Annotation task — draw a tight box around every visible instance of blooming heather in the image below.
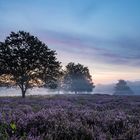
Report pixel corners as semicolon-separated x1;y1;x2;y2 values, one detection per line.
0;94;140;140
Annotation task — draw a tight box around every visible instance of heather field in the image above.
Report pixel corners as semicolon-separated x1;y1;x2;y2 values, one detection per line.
0;94;140;140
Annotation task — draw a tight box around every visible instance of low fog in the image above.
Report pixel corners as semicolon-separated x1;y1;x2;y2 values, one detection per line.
0;80;140;96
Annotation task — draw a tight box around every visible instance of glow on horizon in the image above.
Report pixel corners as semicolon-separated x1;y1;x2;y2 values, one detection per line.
41;37;140;84
0;0;140;84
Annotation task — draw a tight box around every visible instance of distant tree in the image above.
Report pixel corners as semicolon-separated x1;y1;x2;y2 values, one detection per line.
114;80;134;95
0;31;61;97
63;62;95;93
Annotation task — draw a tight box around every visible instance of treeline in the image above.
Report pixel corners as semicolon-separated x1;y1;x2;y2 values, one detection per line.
0;31;95;97
114;80;134;95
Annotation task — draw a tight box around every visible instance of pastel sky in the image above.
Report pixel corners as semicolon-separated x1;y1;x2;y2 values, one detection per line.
0;0;140;84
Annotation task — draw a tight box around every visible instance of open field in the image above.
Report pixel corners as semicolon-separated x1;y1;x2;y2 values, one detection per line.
0;94;140;140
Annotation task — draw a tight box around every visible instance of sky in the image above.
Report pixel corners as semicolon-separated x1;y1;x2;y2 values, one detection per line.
0;0;140;84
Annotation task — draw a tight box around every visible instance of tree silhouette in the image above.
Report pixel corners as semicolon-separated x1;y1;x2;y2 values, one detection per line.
114;80;134;95
63;62;95;93
0;31;61;97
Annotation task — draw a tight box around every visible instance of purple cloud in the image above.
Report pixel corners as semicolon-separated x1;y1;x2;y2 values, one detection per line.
35;29;140;67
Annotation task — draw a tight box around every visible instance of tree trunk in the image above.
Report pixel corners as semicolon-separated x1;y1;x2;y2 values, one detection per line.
22;90;26;98
20;83;27;98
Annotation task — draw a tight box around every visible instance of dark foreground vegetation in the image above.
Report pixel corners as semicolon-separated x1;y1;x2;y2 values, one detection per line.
0;94;140;140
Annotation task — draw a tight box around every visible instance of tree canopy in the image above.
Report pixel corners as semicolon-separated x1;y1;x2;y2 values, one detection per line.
0;31;61;97
114;80;134;95
63;62;95;93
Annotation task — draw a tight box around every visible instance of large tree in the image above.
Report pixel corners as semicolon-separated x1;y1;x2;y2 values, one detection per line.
63;62;95;93
114;80;134;95
0;31;61;97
